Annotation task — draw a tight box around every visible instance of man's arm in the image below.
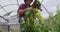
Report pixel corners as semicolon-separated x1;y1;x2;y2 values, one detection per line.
17;8;30;15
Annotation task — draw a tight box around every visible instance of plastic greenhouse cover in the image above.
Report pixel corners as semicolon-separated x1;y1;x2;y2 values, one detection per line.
0;0;59;24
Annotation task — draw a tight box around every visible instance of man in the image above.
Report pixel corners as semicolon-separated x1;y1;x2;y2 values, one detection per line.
17;0;33;32
17;0;33;17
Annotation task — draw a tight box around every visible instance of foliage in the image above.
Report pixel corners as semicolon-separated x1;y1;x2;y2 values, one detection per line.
43;8;60;32
19;0;60;32
19;8;60;32
19;7;44;32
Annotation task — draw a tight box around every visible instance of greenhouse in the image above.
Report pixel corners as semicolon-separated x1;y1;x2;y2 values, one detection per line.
0;0;60;32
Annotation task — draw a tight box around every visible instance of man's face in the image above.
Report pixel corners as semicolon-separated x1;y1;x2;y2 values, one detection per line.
25;0;32;5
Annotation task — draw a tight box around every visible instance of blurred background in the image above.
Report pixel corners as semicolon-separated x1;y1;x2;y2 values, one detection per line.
0;0;60;32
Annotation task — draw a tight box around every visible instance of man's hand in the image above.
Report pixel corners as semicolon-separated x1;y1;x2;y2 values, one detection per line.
24;8;30;11
17;8;30;15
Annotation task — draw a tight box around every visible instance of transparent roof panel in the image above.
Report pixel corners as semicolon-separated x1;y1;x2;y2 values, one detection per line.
0;0;60;24
0;0;18;6
0;9;6;16
0;0;19;16
0;0;19;24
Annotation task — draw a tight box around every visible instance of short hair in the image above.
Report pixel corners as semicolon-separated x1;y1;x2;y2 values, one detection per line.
24;0;33;3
